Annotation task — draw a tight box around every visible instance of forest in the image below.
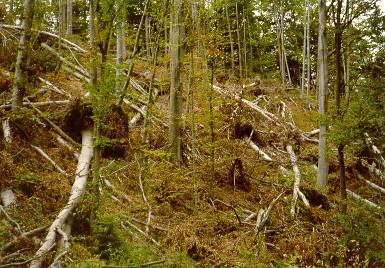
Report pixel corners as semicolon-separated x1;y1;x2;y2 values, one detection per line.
0;0;385;267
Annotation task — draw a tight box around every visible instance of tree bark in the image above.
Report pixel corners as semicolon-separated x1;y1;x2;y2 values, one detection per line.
29;130;93;268
316;0;329;187
66;0;72;35
169;0;184;165
225;5;235;75
235;3;243;78
11;0;35;110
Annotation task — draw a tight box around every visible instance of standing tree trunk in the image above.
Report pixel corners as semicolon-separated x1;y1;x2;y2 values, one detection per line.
242;6;248;79
235;3;243;79
335;0;347;213
116;17;125;91
169;0;184;165
317;0;329;187
11;0;35;110
225;5;235;76
66;0;72;35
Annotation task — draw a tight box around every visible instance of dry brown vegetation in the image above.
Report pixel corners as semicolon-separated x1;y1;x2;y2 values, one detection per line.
0;37;384;267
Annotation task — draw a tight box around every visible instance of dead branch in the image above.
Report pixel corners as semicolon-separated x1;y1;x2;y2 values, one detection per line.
1;225;48;252
41;43;89;78
255;191;285;233
361;159;385;181
0;205;22;234
37;77;71;97
48;228;70;268
356;173;385;195
0;243;56;268
244;138;273;161
0;24;86;53
125;221;160;246
56;135;79;159
31;145;68;176
347;189;382;210
365;133;385;170
286;144;310;217
0;100;70;109
27;100;79;149
29;130;93;268
103;178;132;203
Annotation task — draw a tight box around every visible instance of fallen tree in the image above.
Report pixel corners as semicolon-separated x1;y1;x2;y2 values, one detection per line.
29;130;93;268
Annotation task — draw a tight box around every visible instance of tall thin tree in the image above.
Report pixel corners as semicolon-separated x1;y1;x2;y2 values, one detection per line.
11;0;35;110
317;0;328;187
169;0;184;165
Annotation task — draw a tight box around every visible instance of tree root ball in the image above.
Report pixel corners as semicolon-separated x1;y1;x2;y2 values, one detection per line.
62;100;129;158
62;99;93;142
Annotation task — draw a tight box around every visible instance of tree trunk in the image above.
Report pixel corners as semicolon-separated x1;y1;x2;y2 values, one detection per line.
235;3;243;79
225;5;235;75
66;0;72;35
335;0;347;212
11;0;35;110
29;130;93;268
169;0;184;165
242;7;248;79
116;18;125;91
316;0;329;187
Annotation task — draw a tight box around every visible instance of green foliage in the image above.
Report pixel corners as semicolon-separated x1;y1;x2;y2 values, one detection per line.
0;220;11;248
338;204;385;264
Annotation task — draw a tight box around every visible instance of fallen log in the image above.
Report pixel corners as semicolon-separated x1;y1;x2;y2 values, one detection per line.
356;173;385;195
360;159;385;181
0;24;86;53
0;100;70;109
347;189;382;209
31;145;68;176
30;130;93;268
286;144;310;216
0;225;48;253
245;138;273;161
365;133;385;170
41;43;89;78
27;100;79;149
255;191;284;233
37;77;71;97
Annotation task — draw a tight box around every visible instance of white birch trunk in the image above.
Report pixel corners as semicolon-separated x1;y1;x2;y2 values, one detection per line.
29;130;93;268
316;0;329;187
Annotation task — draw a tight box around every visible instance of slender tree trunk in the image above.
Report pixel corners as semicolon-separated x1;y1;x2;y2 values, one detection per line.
235;3;243;79
317;0;329;187
145;15;152;58
242;7;248;79
117;0;149;105
11;0;35;110
225;5;235;75
89;0;100;223
116;18;125;91
335;0;347;212
306;6;311;97
169;0;184;165
66;0;72;35
301;0;307;96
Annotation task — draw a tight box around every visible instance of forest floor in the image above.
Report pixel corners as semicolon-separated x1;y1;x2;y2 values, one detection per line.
1;46;385;267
